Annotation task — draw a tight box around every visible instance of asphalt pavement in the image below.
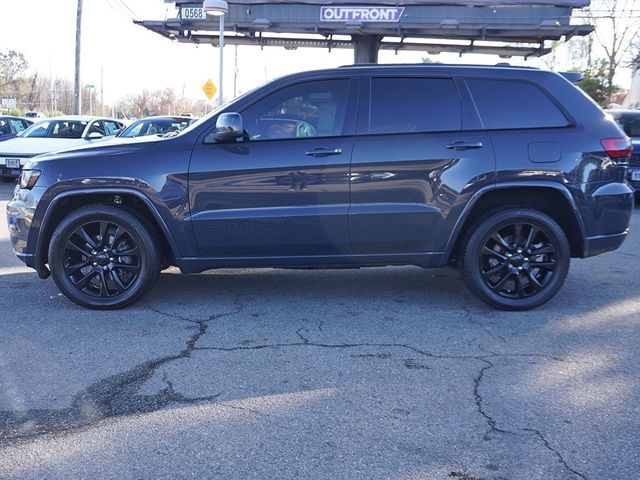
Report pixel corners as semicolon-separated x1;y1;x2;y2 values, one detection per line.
0;181;638;480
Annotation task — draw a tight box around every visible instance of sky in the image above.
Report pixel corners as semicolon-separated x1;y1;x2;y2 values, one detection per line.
0;0;634;106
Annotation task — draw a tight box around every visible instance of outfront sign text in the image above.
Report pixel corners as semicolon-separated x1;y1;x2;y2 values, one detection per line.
320;6;405;22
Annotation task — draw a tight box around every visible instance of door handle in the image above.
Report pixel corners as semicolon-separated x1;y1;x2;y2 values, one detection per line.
446;141;484;151
305;148;343;158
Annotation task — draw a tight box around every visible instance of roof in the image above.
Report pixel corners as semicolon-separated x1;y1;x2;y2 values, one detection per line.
41;116;119;122
130;116;195;121
0;115;32;121
297;63;552;75
606;109;640;116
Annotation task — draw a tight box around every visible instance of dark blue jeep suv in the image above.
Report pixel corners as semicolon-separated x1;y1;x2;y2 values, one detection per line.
6;64;634;310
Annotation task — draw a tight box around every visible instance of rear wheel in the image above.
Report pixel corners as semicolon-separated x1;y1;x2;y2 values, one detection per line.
49;205;161;309
460;208;570;311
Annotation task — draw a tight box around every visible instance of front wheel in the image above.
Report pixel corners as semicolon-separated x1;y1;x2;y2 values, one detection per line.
48;205;161;309
460;208;570;311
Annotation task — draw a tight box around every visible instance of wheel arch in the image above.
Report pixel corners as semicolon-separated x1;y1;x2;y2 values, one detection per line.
35;188;180;275
445;182;587;264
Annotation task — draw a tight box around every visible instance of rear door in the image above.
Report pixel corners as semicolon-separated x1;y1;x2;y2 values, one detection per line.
349;75;495;255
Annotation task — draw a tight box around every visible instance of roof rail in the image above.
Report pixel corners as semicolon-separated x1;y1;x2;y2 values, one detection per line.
338;63;539;69
560;71;584;82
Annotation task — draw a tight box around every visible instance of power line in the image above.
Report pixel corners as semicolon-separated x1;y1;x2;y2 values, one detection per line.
105;0;134;21
116;0;137;18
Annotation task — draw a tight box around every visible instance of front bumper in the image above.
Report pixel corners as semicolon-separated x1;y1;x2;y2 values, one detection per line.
0;156;31;179
0;166;21;179
6;186;50;277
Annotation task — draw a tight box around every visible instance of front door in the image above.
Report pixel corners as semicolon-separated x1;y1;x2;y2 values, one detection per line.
189;78;358;258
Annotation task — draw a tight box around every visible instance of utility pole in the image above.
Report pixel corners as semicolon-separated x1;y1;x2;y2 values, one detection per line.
233;44;238;98
100;66;104;116
73;0;83;115
49;56;54;113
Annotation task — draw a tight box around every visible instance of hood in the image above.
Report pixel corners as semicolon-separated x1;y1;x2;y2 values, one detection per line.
25;134;161;169
0;137;96;157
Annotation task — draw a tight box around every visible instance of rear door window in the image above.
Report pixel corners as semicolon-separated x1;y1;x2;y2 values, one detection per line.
0;119;10;135
369;77;462;134
467;78;569;130
9;119;28;133
104;121;121;135
87;121;106;136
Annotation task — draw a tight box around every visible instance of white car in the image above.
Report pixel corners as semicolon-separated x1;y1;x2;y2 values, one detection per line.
0;116;124;181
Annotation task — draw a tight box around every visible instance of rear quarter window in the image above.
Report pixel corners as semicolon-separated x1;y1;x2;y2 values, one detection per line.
467;78;570;130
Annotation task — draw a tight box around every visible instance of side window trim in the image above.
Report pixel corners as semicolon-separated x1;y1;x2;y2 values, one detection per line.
362;75;465;136
462;77;575;131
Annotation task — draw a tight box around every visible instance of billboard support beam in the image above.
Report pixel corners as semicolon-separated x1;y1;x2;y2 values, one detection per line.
352;34;383;63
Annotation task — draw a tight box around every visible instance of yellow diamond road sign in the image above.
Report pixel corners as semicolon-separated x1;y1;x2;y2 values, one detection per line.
202;79;218;101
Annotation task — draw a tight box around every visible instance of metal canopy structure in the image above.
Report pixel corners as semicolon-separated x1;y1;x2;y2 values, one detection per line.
136;0;593;62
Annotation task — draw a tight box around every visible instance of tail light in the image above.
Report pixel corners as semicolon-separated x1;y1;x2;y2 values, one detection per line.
601;137;632;163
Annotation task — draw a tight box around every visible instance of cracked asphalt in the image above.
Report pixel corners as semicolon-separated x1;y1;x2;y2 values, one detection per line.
0;181;639;480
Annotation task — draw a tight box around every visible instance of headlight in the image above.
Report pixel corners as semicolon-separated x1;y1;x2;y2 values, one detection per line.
19;170;41;189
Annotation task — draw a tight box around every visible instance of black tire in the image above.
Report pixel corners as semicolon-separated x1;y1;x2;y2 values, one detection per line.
48;204;161;309
460;208;570;311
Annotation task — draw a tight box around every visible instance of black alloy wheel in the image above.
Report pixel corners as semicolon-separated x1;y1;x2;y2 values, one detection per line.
63;221;141;298
461;208;570;311
49;204;161;309
480;222;557;299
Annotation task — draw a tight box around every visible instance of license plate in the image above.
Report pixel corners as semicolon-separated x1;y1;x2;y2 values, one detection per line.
180;7;206;20
5;158;20;169
632;170;640;181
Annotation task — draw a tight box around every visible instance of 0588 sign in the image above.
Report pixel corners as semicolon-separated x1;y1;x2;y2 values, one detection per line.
180;7;206;20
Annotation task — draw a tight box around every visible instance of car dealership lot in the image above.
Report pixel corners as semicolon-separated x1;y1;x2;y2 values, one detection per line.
0;180;638;480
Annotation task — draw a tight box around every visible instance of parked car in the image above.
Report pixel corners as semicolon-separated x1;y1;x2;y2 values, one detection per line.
0;116;124;181
0;116;32;143
23;111;46;119
117;116;197;138
606;109;640;193
7;65;634;310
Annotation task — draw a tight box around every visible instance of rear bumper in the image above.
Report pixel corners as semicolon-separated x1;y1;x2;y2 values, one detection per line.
578;181;634;257
628;166;640;191
583;230;628;257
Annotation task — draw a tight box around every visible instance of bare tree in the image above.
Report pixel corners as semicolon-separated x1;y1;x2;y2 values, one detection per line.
0;50;28;92
588;0;640;102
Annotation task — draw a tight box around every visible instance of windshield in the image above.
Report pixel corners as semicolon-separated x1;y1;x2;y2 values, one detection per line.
120;118;193;138
613;114;640;138
22;119;88;139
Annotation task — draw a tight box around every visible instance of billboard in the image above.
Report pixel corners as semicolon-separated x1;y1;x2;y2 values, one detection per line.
228;0;589;6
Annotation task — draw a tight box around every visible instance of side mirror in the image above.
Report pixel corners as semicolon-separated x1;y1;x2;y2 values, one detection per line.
87;132;104;140
205;112;245;144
